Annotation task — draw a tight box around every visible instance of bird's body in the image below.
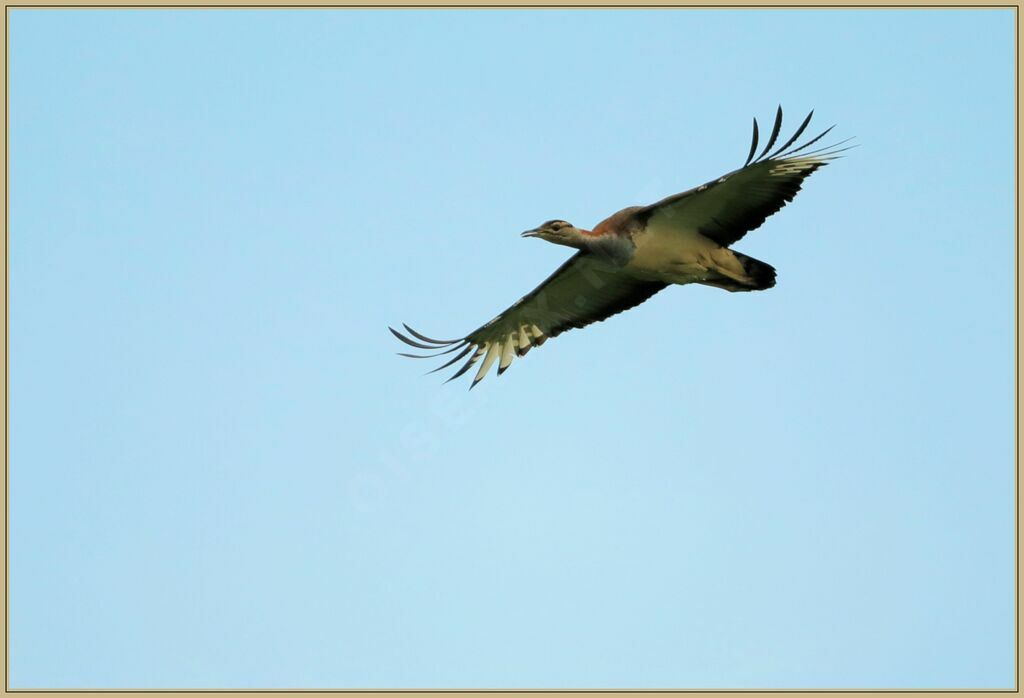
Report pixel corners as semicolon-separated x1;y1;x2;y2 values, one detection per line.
391;108;850;387
626;220;757;287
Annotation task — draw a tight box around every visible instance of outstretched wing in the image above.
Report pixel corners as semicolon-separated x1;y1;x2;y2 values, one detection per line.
391;251;666;388
639;107;851;247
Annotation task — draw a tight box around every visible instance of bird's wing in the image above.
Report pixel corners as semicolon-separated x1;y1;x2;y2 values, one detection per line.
391;251;666;388
639;107;851;248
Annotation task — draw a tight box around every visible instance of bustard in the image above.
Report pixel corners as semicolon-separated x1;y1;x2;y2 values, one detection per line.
391;107;850;388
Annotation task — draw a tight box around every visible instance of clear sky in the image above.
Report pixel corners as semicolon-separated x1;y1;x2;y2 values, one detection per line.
9;8;1015;690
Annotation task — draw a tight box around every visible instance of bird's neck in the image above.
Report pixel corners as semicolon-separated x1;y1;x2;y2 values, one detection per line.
562;229;592;249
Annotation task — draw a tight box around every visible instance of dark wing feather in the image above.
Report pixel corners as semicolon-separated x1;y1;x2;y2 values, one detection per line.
496;251;666;340
638;109;847;248
392;251;666;388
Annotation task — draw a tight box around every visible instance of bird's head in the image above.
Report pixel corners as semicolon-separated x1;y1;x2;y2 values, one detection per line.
521;219;585;248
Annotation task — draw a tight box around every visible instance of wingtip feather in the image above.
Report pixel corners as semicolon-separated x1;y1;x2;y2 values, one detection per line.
744;117;760;167
402;323;459;345
754;105;784;163
390;327;433;349
766;109;814;161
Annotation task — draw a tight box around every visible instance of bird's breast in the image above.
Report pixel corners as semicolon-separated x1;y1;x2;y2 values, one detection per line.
585;234;636;267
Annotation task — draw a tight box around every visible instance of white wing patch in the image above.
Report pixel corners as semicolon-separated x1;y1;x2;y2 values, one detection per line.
769;157;824;177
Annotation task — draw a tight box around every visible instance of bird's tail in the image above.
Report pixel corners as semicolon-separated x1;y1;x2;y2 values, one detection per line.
733;251;776;290
701;251;777;292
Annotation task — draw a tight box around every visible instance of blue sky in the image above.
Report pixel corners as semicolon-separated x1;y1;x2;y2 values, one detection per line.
9;8;1015;689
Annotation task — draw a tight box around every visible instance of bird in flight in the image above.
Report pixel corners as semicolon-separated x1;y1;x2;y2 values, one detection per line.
391;107;850;388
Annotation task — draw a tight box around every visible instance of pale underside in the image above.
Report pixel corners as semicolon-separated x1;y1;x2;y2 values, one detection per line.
625;222;752;286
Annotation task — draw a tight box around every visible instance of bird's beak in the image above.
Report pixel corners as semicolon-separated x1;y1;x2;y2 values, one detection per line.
521;229;539;238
